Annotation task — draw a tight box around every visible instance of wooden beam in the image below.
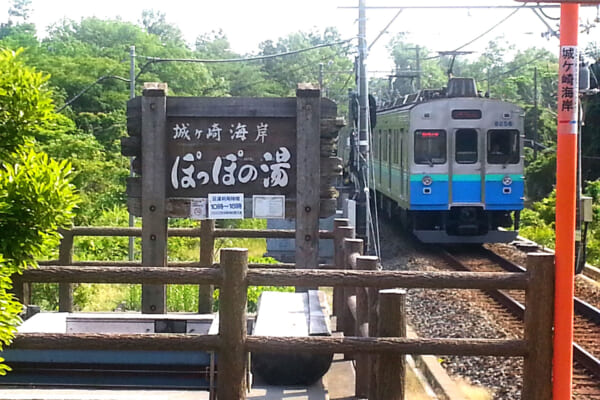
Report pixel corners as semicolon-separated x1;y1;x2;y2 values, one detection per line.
295;85;321;270
141;84;168;314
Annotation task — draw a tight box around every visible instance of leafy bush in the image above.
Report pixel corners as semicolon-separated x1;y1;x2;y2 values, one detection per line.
0;48;78;373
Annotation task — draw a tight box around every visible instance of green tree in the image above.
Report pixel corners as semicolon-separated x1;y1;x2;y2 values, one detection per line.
257;28;354;103
0;48;78;373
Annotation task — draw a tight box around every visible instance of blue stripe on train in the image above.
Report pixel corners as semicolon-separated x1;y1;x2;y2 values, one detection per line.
452;179;481;203
485;179;524;210
410;178;448;210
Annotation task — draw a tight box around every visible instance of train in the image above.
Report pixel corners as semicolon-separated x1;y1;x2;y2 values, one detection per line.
341;77;525;243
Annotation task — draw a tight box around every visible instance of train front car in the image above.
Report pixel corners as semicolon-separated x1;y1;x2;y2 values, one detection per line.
374;78;524;243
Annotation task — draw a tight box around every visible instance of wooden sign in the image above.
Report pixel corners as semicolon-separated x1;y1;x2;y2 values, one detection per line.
167;116;296;197
124;90;344;220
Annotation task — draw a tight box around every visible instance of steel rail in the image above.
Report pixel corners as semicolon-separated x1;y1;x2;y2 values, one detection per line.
438;246;600;380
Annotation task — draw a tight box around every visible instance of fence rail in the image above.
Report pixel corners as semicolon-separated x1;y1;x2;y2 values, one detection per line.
10;219;554;400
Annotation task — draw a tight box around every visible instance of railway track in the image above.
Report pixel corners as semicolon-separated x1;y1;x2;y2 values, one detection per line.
438;245;600;399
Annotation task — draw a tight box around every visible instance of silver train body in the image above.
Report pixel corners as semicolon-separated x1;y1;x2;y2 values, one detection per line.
344;79;525;243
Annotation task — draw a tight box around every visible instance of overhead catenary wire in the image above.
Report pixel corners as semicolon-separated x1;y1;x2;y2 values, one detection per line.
58;39;354;112
139;39;353;65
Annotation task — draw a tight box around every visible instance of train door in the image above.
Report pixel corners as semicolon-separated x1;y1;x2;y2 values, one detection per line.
452;128;482;203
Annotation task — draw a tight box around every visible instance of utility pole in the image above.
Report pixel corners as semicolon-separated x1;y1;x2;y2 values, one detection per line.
357;0;371;251
533;67;538;160
319;62;324;96
129;45;135;261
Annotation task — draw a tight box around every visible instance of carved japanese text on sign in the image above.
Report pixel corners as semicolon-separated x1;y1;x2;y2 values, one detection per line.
167;117;296;197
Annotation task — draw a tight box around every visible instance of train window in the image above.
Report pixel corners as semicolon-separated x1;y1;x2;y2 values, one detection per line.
393;129;399;164
374;129;379;160
455;129;478;164
487;130;520;164
414;130;446;165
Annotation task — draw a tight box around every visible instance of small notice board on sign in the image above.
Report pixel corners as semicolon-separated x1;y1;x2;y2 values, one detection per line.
190;198;208;220
253;195;285;219
208;193;244;219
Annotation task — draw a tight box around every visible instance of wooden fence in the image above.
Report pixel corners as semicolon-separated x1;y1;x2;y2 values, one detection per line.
11;219;554;400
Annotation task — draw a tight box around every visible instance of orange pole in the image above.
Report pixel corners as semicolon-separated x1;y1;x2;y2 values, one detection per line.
554;3;579;399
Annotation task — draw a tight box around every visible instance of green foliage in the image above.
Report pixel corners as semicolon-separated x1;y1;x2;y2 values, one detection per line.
0;46;78;373
524;151;556;201
0;148;78;272
0;255;22;375
0;48;57;159
520;182;600;266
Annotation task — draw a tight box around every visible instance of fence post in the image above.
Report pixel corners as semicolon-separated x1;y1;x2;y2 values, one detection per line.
335;226;354;333
218;248;248;399
522;253;554;400
199;219;215;313
343;238;363;341
58;230;74;312
333;219;349;318
367;259;380;400
376;288;407;400
355;255;378;398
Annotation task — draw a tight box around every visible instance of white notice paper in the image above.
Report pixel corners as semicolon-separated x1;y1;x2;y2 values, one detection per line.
252;195;285;219
190;198;208;220
208;193;244;219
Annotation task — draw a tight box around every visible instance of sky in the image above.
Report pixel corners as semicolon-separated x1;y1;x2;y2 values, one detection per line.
1;1;600;73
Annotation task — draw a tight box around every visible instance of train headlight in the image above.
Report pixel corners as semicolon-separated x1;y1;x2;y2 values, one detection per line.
502;175;513;186
422;176;433;186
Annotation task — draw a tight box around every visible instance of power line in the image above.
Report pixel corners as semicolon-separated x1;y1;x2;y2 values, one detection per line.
453;3;526;52
139;39;353;65
58;39;354;112
57;75;130;113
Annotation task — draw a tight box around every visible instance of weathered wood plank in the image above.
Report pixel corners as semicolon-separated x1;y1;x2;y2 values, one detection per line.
218;248;248;399
166;97;297;118
128;197;337;218
141;84;168;314
296;85;321;270
20;266;222;285
12;333;221;351
120;136;141;157
377;289;407;400
58;231;73;312
246;269;529;290
22;267;528;290
60;226;335;240
246;336;528;356
198;220;215;313
522;253;554;400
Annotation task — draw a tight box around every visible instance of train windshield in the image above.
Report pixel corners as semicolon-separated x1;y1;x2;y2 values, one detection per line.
414;130;446;165
487;130;520;164
455;129;478;164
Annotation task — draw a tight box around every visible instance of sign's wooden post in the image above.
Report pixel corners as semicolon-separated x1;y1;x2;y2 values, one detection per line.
295;85;321;271
199;219;215;313
141;84;168;314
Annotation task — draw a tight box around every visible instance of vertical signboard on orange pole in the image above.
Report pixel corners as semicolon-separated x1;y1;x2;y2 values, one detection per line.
555;3;579;399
